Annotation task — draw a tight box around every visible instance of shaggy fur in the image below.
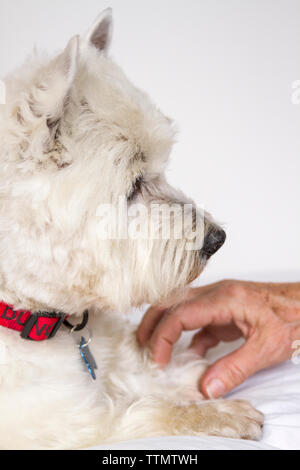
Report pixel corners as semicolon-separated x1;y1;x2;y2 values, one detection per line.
0;9;263;449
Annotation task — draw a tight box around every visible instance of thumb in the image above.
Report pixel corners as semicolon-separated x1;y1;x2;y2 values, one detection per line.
200;339;260;399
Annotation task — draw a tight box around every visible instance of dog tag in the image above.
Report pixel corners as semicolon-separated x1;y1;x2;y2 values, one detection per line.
79;336;98;380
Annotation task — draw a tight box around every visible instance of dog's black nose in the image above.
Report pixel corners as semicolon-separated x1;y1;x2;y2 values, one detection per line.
202;228;226;257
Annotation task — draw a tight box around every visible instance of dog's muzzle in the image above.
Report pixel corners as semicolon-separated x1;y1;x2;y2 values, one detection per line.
201;227;226;258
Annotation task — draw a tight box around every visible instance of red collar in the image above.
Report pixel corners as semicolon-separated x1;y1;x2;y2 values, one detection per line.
0;301;67;341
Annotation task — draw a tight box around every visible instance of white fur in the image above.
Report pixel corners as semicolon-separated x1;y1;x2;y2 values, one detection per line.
0;10;263;449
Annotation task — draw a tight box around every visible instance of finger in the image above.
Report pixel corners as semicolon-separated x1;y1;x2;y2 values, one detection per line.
200;337;261;398
190;329;220;356
137;305;166;346
190;324;243;356
149;296;226;365
137;288;201;346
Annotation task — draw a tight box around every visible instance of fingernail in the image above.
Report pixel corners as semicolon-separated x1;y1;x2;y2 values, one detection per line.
206;378;226;399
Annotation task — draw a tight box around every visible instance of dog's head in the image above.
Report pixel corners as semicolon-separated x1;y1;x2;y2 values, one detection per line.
0;9;225;314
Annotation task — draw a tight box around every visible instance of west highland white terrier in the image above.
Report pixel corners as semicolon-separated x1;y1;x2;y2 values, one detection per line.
0;9;263;449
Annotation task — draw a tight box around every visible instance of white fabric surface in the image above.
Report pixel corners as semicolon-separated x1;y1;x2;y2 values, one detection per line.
89;340;300;450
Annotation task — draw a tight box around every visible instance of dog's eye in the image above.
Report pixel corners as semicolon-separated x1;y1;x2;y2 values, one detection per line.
47;118;59;130
128;176;144;201
47;118;60;139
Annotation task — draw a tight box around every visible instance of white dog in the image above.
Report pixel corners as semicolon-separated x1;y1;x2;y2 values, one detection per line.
0;9;263;449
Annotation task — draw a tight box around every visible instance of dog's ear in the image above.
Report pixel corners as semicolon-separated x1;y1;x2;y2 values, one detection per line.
85;8;113;54
54;35;80;94
33;35;79;124
13;36;80;164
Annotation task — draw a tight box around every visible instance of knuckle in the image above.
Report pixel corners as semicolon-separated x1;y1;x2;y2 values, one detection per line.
163;308;177;322
219;280;248;299
159;309;182;336
226;361;247;385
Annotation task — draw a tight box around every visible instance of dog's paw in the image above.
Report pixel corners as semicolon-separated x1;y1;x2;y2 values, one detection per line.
167;399;263;440
206;399;264;440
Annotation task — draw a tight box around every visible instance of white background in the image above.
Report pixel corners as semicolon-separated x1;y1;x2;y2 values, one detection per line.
1;0;300;284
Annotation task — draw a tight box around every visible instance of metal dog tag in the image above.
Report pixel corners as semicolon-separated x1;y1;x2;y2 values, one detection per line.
79;336;98;380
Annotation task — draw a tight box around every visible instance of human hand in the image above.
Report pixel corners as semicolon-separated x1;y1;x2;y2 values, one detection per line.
137;280;300;398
